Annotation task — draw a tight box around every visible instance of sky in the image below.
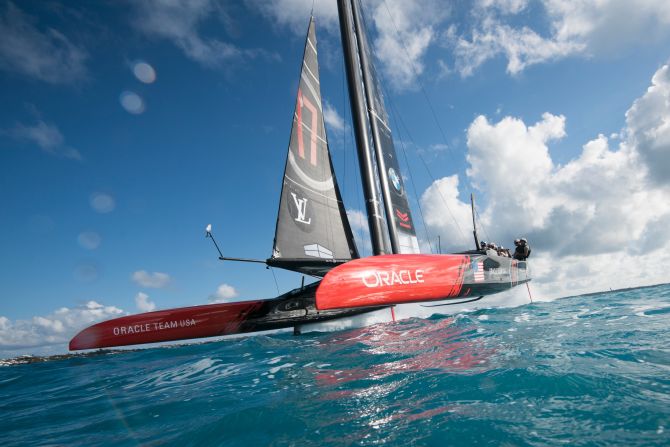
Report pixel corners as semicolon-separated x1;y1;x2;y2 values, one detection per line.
1;0;669;356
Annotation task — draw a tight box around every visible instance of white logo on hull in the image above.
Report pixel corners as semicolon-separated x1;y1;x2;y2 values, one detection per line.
362;269;425;288
291;192;311;224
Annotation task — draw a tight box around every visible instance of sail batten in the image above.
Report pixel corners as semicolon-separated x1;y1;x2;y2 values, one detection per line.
271;17;359;275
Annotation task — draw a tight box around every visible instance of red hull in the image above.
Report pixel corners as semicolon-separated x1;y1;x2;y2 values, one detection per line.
69;300;265;350
315;254;470;310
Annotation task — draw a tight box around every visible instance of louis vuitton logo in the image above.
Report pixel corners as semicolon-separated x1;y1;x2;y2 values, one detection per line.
291;192;311;224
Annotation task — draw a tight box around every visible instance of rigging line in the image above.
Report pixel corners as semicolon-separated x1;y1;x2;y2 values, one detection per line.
416;150;469;245
357;1;468;250
354;2;433;253
475;207;490;242
379;0;461;170
391;100;467;247
474;206;492;243
269;266;280;295
379;80;468;246
387;100;434;254
384;88;467;247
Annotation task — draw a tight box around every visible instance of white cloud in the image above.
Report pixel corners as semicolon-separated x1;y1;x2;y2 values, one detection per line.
249;0;448;91
364;0;447;90
420;175;473;251
428;143;450;153
323;100;345;132
624;63;670;184
452;0;670;76
346;208;373;255
453;19;583;76
131;270;171;288
346;208;368;232
247;0;339;33
135;292;156;312
477;0;528;15
3;120;82;160
544;0;670;54
132;0;274;68
209;283;239;302
0;2;87;84
422;63;670;298
347;209;380;257
0;301;123;351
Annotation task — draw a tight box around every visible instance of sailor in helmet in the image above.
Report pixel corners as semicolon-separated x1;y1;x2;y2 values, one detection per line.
513;237;531;260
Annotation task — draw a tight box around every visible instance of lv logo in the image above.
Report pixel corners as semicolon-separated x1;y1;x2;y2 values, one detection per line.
291;192;311;224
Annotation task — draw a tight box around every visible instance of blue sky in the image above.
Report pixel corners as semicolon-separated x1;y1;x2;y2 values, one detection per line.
1;0;669;355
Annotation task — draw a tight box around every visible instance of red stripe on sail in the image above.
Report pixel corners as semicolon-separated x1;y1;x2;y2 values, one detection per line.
315;254;469;310
69;300;266;350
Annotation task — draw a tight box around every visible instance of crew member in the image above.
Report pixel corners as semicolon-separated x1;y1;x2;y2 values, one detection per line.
521;238;531;258
513;238;531;260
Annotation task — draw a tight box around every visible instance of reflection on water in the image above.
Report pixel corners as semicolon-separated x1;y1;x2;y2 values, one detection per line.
315;317;493;386
302;317;497;437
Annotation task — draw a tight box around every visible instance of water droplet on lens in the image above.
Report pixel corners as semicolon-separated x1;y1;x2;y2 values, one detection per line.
90;192;115;213
78;231;101;250
74;262;100;282
133;61;156;84
120;91;145;114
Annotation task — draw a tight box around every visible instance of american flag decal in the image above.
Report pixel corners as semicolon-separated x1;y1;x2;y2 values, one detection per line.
473;260;485;282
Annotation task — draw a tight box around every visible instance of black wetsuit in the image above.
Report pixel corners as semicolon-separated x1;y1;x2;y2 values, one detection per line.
514;244;530;260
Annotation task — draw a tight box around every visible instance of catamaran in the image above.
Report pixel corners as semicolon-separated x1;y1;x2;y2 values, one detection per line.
69;0;530;351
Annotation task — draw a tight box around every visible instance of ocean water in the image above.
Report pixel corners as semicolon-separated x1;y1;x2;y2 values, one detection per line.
2;284;669;446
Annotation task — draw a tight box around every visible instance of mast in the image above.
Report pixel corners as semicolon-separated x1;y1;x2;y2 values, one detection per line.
337;0;388;255
349;0;399;253
471;193;480;250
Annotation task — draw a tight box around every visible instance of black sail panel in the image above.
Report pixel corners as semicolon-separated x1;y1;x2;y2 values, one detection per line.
355;1;420;254
271;18;359;274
